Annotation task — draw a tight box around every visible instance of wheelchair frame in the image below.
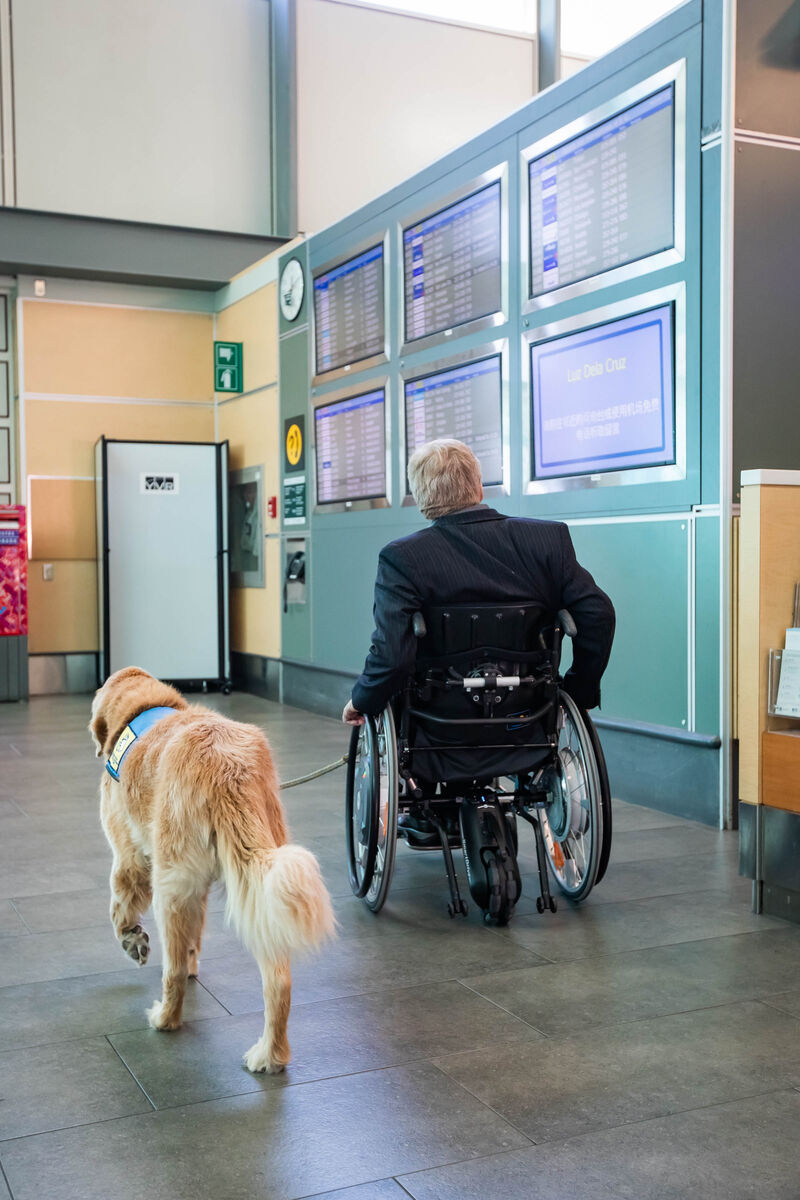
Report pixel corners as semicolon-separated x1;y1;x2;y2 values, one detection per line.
346;608;612;923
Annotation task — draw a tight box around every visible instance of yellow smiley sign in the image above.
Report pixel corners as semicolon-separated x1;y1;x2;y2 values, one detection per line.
286;422;303;467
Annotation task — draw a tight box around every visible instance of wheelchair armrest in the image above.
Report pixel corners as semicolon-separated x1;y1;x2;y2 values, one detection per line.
558;609;577;639
412;612;427;639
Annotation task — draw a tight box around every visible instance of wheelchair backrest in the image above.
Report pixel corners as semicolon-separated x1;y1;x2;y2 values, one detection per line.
415;602;551;664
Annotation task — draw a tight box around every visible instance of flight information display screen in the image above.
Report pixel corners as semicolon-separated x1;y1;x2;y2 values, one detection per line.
530;303;675;480
314;388;386;505
313;244;385;375
403;181;502;344
529;86;674;297
405;356;503;488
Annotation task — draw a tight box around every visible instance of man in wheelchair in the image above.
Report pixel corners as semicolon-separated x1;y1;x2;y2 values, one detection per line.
342;439;615;924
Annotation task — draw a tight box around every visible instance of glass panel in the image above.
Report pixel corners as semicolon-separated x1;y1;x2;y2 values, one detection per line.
357;0;536;34
561;0;684;60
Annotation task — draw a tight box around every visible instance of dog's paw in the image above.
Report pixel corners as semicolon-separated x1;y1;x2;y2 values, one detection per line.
147;1000;181;1032
243;1039;289;1075
121;925;150;965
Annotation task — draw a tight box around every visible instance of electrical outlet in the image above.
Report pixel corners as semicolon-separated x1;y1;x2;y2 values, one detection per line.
42;563;54;581
34;279;46;297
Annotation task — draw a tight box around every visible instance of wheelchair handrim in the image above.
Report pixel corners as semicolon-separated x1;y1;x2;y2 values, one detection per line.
539;692;602;900
364;706;399;912
345;719;380;899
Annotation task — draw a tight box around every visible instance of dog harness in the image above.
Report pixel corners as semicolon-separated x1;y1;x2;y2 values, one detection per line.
106;707;177;781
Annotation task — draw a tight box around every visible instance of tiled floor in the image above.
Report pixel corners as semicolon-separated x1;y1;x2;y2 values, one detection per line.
1;693;800;1199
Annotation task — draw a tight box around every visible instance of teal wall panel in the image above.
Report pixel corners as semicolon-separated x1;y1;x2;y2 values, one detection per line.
695;514;721;735
568;520;689;728
700;142;721;506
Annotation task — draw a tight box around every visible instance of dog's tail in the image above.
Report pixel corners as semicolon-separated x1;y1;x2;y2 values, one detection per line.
216;823;335;962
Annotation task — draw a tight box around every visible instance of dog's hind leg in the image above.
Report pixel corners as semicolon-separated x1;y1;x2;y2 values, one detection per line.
186;890;208;978
243;955;292;1074
147;871;206;1031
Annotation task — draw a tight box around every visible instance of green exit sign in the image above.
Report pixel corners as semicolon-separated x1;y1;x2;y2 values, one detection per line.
214;341;243;393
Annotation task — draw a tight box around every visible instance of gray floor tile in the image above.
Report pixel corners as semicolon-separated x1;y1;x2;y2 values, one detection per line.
397;1089;800;1200
110;979;544;1109
199;925;547;1013
761;989;800;1019
300;1183;408;1200
0;907;244;989
2;690;795;1200
434;999;800;1142
608;799;691;832
0;902;26;936
0;968;228;1051
460;926;800;1035
0;1062;530;1200
593;823;730;864
0;1036;152;1139
497;888;784;961
12;883;228;934
552;850;750;907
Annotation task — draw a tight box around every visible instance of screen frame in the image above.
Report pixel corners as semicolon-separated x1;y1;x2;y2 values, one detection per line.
400;339;510;506
520;60;686;314
311;376;392;514
522;282;686;495
310;230;390;387
398;163;509;357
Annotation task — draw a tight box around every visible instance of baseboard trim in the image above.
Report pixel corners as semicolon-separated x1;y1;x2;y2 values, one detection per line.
28;652;98;695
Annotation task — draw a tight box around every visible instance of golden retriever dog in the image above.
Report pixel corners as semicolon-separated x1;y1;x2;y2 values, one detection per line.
89;666;335;1074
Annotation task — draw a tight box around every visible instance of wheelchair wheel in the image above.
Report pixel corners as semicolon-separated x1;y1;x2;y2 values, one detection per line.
580;707;613;886
538;691;603;902
363;706;399;913
345;718;380;899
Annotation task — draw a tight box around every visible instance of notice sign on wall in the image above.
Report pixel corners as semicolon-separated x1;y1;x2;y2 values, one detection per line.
283;476;306;526
284;415;306;473
214;342;243;393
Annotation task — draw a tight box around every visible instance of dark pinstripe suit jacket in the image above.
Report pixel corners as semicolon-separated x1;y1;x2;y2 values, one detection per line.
351;506;615;716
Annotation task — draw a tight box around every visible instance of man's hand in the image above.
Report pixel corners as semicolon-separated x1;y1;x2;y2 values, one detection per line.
342;699;365;726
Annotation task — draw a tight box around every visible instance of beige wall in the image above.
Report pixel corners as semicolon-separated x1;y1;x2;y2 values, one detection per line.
21;298;214;654
297;0;536;232
12;0;272;233
216;276;282;661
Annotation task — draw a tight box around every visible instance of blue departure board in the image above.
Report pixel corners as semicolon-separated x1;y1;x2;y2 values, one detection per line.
529;86;674;297
403;181;502;344
405;356;503;488
530;304;675;480
315;388;386;504
313;245;385;375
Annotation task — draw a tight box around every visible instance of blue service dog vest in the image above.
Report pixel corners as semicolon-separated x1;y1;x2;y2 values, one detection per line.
106;707;177;781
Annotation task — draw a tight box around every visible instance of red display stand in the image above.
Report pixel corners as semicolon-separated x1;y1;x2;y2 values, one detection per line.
0;505;28;700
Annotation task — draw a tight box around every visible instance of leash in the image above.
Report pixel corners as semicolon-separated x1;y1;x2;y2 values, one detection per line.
280;754;348;790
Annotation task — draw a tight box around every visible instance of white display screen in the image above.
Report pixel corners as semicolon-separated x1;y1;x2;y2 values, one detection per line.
313;244;385;375
403;181;502;343
530;303;675;480
315;388;386;505
405;356;503;488
529;86;674;296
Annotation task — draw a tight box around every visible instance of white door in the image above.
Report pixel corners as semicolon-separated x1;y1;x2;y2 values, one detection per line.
106;441;220;680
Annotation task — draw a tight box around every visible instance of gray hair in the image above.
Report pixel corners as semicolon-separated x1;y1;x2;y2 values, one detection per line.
407;439;483;519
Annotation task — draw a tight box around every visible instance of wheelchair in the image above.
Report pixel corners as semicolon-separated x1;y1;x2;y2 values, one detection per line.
345;602;612;924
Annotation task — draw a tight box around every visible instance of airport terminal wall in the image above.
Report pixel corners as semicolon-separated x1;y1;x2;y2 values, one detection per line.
276;0;728;826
